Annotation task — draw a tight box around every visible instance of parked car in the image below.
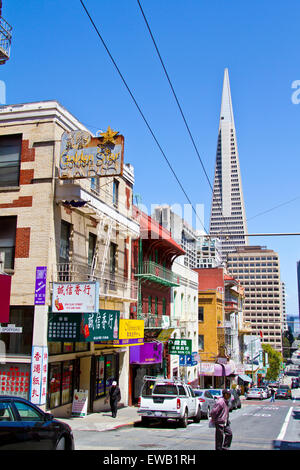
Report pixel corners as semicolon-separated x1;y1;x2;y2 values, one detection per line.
246;388;265;400
275;386;292;400
0;396;74;450
258;385;271;398
230;389;242;409
291;377;299;389
209;389;222;398
193;389;215;418
257;388;268;399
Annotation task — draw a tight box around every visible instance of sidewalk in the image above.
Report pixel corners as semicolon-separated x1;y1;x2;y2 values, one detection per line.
59;406;141;432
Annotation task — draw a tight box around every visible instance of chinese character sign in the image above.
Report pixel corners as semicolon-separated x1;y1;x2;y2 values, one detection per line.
168;339;192;355
52;282;99;313
81;310;120;342
48;310;120;343
30;346;48;405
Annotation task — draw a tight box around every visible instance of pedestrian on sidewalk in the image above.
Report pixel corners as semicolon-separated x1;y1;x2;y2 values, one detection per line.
270;388;275;403
106;381;121;418
210;389;233;451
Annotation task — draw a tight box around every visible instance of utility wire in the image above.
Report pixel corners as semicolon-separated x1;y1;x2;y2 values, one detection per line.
136;0;242;253
79;0;208;234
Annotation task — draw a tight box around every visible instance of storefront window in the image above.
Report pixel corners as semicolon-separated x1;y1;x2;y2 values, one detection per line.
0;307;34;356
48;342;89;355
94;354;118;400
48;360;75;409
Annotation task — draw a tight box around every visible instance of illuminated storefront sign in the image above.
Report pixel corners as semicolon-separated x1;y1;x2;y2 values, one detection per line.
59;127;124;179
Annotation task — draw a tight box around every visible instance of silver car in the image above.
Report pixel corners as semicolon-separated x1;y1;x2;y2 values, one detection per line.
193;389;215;418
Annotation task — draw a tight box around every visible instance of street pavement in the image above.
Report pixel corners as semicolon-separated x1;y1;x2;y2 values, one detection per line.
59;395;247;433
59;406;141;432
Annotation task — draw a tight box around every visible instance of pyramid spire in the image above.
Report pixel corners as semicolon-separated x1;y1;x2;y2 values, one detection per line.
219;68;235;125
209;69;248;260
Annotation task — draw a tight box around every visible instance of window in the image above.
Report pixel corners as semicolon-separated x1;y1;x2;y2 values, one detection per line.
0;402;14;421
0;306;34;356
94;354;118;399
47;360;75;409
0;216;16;270
155;296;158;315
0;134;22;187
14;401;44;421
113;179;119;208
162;297;166;315
59;221;71;263
109;242;117;274
88;233;97;266
198;335;204;350
198;306;204;322
148;296;152;313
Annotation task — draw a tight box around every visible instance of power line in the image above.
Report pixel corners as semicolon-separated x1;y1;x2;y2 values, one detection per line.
136;0;242;255
79;0;208;234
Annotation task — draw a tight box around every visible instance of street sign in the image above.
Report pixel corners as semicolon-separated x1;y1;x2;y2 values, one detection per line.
168;339;192;355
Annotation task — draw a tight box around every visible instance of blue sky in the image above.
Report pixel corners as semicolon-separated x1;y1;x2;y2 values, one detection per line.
2;0;300;325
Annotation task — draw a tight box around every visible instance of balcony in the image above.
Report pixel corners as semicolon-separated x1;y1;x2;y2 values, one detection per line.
55;179;140;239
137;312;171;329
0;17;12;64
53;262;138;302
135;261;180;287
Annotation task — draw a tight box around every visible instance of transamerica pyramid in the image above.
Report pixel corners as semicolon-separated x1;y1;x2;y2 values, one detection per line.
209;69;248;261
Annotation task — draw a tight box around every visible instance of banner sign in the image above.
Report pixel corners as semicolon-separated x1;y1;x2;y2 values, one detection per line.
30;346;48;405
0;273;11;323
59;128;124;180
72;390;88;418
48;310;120;343
179;352;198;367
168;339;192;355
34;266;47;305
129;342;162;365
199;362;215;376
52;281;99;313
113;319;144;347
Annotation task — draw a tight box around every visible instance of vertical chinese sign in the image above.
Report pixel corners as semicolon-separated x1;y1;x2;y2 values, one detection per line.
34;266;47;305
30;346;48;405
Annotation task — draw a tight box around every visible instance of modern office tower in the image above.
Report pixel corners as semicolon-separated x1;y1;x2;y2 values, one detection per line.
281;282;287;331
227;246;283;352
210;69;248;261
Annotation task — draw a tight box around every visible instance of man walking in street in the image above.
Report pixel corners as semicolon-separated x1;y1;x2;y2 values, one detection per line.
270;388;275;403
106;381;121;418
210;389;233;450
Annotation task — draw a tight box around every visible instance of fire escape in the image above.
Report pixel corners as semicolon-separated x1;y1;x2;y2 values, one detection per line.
0;1;12;65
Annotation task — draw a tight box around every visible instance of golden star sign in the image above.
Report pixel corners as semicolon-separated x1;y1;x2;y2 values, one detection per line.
99;126;119;144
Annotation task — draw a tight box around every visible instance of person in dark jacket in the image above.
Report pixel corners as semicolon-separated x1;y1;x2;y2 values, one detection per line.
210;389;232;450
107;381;121;418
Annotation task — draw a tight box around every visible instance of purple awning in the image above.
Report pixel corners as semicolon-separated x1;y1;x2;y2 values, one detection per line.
130;342;162;365
214;364;233;376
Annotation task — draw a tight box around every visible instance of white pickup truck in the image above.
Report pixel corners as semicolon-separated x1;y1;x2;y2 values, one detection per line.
137;377;201;427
